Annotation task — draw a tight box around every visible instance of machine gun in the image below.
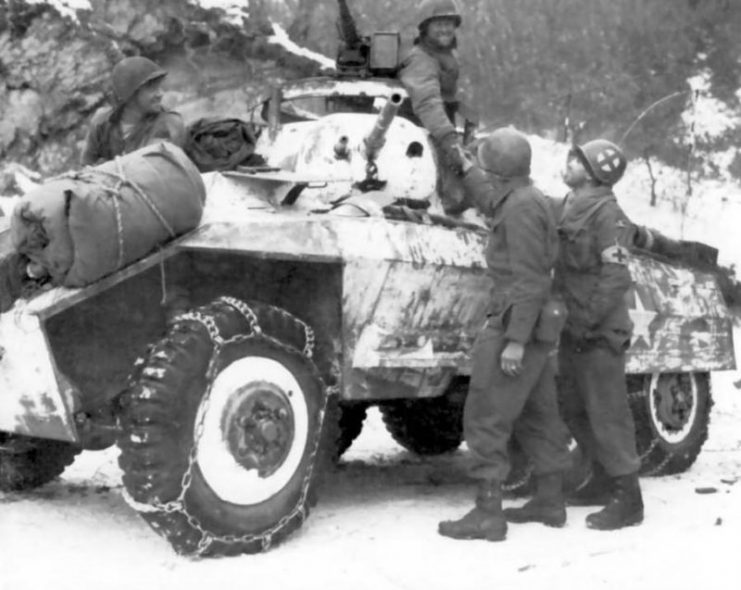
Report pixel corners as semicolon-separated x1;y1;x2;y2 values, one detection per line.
336;0;400;78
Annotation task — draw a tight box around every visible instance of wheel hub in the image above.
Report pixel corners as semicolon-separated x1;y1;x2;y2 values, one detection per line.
196;356;310;505
653;375;693;432
225;386;295;478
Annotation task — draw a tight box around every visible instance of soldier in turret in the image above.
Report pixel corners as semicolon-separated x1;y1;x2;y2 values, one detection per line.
438;128;572;542
554;139;645;530
81;56;186;166
398;0;472;214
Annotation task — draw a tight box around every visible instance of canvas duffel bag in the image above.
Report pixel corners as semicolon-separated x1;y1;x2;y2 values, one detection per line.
12;142;206;287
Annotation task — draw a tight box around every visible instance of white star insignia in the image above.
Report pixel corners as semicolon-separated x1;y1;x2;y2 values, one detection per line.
630;292;657;349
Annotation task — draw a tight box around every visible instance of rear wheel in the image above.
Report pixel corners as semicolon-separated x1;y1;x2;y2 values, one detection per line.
631;372;712;476
503;439;533;495
379;378;466;455
0;434;81;492
333;402;368;460
503;436;591;496
117;297;330;557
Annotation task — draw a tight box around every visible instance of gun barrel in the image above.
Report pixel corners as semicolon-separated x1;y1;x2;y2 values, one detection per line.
363;93;403;161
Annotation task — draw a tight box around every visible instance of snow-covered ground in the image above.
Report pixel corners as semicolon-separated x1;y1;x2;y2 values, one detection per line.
0;354;739;590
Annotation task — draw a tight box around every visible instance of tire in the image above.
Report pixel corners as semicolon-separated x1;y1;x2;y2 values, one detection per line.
502;435;591;496
630;372;712;476
117;297;330;557
503;438;533;495
333;402;368;460
379;378;467;455
0;434;81;492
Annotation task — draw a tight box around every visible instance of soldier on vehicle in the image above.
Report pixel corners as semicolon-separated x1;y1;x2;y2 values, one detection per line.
554;139;645;530
81;56;186;166
438;128;572;542
398;0;473;214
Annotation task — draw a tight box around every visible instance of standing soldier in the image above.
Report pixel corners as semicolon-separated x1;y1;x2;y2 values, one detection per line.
81;56;186;166
555;139;645;530
438;128;571;542
398;0;472;214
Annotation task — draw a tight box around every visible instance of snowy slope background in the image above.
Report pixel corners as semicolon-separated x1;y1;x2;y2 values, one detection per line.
1;1;741;589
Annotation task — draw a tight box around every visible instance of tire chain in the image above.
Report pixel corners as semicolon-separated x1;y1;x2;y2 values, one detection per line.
496;384;674;489
503;464;533;493
122;296;328;557
627;384;675;477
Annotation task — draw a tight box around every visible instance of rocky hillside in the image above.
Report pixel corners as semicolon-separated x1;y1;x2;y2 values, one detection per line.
0;0;326;186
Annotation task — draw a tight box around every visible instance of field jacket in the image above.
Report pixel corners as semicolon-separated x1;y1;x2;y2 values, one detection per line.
81;108;186;166
463;167;557;344
398;38;459;144
554;185;634;347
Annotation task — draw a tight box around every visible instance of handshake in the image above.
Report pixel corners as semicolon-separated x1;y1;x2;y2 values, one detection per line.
438;135;476;176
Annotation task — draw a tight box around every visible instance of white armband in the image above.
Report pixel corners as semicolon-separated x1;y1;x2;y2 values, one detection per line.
601;244;630;265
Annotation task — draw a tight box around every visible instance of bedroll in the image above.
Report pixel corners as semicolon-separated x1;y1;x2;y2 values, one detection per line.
11;142;206;288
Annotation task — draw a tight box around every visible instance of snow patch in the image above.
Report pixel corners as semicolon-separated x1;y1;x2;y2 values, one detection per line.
686;72;740;142
268;23;335;70
26;0;91;22
190;0;250;25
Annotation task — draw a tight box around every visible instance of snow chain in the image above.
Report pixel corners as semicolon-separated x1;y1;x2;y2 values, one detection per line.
122;297;326;557
502;465;533;493
628;385;675;476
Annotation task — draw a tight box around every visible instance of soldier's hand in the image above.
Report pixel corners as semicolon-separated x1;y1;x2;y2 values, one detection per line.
500;341;525;377
439;135;466;175
454;144;476;174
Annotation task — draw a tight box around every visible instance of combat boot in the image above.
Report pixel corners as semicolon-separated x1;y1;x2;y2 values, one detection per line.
503;472;566;527
438;480;507;541
586;472;644;530
567;462;613;507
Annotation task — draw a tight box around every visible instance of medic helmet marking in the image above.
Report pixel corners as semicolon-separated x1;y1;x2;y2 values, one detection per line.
573;139;627;186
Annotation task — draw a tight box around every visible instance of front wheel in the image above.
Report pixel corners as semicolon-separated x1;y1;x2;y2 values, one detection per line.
631;372;712;476
0;434;81;492
117;297;330;557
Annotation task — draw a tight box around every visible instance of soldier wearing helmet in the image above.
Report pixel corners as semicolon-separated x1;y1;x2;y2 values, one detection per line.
438;128;571;542
80;56;186;166
398;0;473;213
554;138;645;531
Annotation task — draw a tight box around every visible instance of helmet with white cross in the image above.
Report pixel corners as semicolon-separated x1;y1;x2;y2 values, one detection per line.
571;139;627;186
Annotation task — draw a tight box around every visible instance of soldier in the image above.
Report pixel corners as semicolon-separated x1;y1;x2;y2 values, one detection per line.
398;0;471;214
438;128;572;542
555;139;644;530
81;56;186;166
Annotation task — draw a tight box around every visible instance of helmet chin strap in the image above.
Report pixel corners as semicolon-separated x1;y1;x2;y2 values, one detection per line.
119;98;148;124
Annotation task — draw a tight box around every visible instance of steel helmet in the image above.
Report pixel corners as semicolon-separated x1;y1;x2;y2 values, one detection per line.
476;128;532;178
111;56;167;105
417;0;462;30
572;139;627;186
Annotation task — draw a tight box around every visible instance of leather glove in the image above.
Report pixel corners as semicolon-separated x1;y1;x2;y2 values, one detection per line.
438;134;466;175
